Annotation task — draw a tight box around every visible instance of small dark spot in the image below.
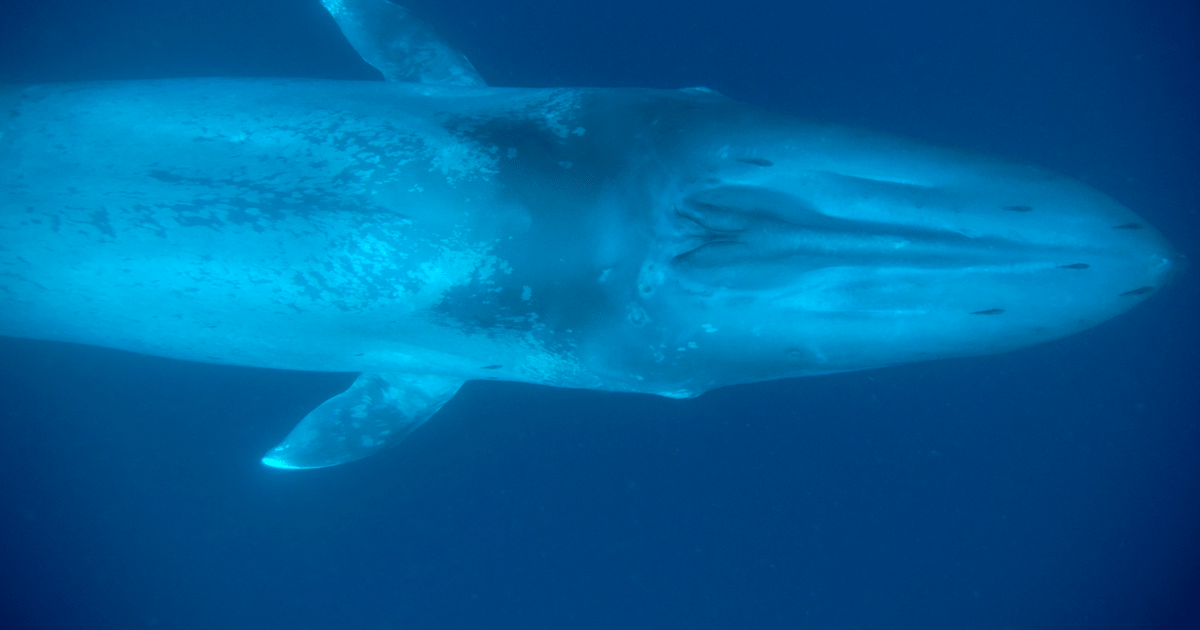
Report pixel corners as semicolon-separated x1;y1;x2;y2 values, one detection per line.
353;353;364;356
481;364;503;370
736;157;773;167
1058;263;1090;269
1003;205;1033;212
206;356;222;361
971;309;1006;315
1120;286;1154;296
1113;223;1142;230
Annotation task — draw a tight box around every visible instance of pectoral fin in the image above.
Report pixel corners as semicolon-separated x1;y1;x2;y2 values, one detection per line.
320;0;486;86
261;372;463;470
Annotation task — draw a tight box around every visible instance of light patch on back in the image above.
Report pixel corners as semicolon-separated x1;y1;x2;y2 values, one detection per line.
534;90;584;139
404;243;509;311
510;333;590;387
424;133;498;184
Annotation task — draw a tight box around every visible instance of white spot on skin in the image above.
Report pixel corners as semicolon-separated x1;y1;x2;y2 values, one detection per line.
506;147;518;159
558;161;573;169
536;90;584;138
521;286;532;301
427;135;498;184
571;127;586;136
626;303;650;327
403;247;500;310
701;323;718;333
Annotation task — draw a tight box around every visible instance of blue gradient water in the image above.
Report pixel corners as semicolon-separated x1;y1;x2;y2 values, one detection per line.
1;1;1198;628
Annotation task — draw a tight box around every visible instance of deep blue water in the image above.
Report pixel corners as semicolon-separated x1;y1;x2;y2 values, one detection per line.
1;1;1198;628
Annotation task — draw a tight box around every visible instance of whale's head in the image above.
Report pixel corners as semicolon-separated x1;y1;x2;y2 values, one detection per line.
629;108;1178;391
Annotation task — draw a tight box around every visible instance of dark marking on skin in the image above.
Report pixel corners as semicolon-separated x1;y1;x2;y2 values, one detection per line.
1113;223;1142;230
148;170;187;184
970;309;1005;315
1058;263;1090;269
1003;205;1033;212
353;353;364;356
1120;286;1154;296
736;157;773;167
481;365;503;370
87;209;116;237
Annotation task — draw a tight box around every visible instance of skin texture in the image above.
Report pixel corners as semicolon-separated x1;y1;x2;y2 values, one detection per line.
0;80;1174;391
0;2;1177;467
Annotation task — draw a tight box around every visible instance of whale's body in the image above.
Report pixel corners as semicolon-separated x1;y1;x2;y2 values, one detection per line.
0;1;1177;468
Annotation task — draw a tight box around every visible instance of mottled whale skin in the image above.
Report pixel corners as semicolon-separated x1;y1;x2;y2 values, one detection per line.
0;1;1177;468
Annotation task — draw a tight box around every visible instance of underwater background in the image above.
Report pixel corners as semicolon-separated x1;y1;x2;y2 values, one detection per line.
1;0;1198;628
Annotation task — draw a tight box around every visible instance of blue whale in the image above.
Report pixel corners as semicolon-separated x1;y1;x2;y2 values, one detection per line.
0;0;1177;468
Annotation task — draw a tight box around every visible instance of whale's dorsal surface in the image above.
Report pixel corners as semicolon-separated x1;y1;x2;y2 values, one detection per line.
0;1;1176;470
321;0;486;86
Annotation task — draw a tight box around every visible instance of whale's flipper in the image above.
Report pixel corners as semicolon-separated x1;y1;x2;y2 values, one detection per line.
320;0;486;86
262;373;463;469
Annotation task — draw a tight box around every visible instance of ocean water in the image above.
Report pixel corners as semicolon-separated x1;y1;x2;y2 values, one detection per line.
1;1;1198;628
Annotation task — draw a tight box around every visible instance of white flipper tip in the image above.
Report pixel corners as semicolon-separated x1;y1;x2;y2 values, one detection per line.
261;454;314;470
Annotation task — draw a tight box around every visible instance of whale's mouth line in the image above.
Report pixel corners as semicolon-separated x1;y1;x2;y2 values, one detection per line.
653;180;1175;314
666;185;1065;278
